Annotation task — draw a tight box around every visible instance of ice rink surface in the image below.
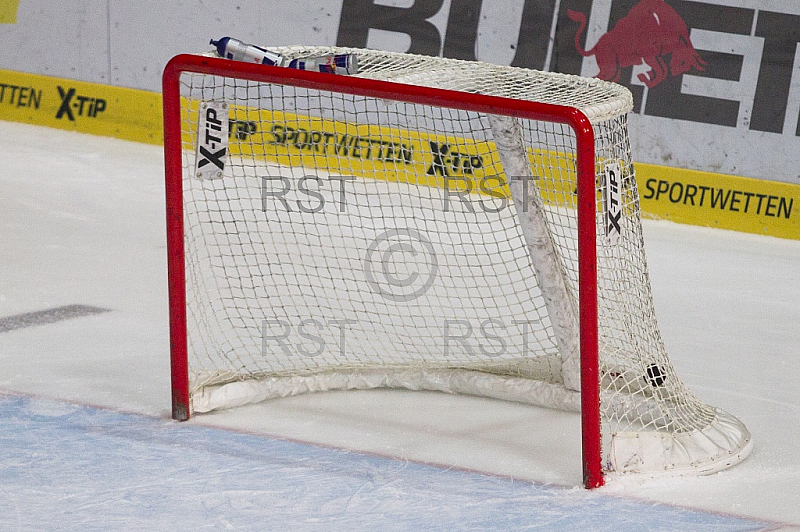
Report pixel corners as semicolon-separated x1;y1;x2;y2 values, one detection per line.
1;121;798;529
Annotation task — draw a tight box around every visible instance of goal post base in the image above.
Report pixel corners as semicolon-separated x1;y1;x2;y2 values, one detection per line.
191;369;752;479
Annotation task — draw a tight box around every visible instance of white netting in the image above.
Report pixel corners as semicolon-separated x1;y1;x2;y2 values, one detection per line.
171;48;751;475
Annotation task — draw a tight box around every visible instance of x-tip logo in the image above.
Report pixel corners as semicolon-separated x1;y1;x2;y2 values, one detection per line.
194;101;229;180
605;162;622;242
55;86;107;121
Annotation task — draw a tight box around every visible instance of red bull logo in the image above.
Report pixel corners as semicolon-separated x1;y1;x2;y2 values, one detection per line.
568;0;706;88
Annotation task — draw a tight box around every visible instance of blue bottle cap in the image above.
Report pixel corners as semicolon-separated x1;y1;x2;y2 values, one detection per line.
209;37;231;57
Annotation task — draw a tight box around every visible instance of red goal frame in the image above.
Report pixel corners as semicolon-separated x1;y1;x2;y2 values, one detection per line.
162;53;603;488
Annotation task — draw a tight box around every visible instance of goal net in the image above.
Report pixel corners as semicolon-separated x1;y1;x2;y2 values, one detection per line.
163;47;751;487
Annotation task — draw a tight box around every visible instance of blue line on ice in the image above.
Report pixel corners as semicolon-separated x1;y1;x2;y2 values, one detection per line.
0;395;770;531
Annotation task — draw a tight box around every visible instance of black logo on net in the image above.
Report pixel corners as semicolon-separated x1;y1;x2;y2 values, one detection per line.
226;121;488;180
198;105;227;175
229;119;257;140
426;141;483;177
55;86;106;121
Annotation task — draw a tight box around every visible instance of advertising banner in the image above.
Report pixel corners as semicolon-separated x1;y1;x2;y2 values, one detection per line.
336;0;800;187
1;0;798;238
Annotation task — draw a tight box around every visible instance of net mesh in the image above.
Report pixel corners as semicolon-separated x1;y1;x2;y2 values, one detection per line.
171;48;750;475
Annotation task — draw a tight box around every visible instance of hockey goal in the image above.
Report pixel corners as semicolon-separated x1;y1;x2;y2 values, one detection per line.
162;48;752;488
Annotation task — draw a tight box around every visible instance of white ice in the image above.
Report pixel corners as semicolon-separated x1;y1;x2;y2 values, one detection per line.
0;120;798;529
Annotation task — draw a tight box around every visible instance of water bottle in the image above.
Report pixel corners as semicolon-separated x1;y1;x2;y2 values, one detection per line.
288;54;358;75
210;37;358;75
210;37;284;66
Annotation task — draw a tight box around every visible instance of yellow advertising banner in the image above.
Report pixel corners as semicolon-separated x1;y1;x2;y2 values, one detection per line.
0;0;19;24
0;69;162;144
2;68;797;240
185;101;577;205
637;163;798;240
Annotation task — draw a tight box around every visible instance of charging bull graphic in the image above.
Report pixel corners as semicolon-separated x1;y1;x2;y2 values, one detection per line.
568;0;706;88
